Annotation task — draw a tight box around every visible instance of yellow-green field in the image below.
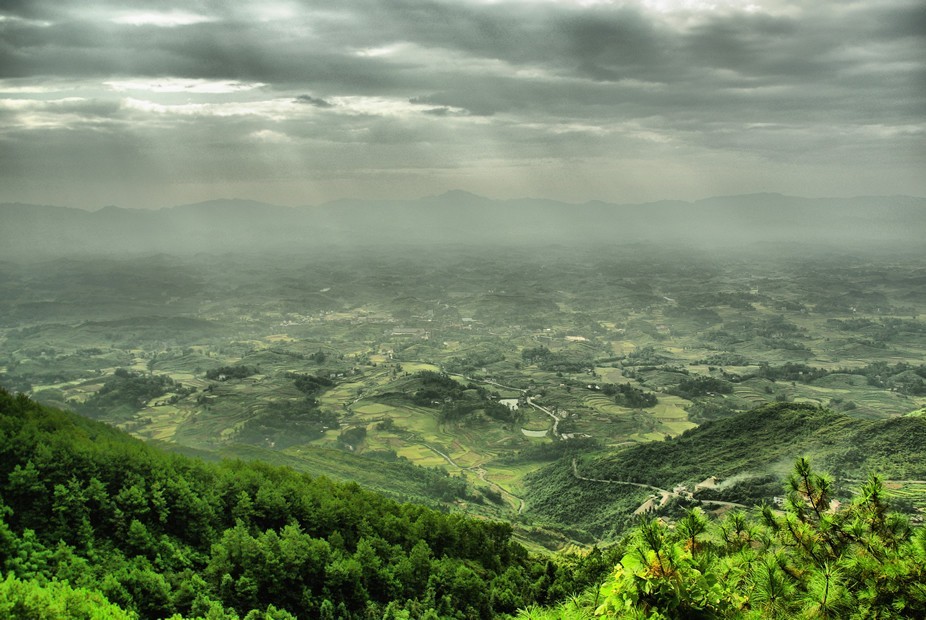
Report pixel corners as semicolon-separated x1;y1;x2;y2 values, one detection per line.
7;248;926;547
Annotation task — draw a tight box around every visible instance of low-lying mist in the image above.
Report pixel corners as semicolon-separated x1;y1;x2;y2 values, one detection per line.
2;192;924;259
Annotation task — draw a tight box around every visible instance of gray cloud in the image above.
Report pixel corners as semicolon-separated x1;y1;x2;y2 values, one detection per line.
0;0;923;207
295;95;333;108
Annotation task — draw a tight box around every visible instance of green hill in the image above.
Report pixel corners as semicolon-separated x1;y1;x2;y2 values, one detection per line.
0;388;608;619
524;403;926;539
522;457;926;619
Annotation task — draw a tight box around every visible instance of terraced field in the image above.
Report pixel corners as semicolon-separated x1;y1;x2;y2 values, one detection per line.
3;246;926;544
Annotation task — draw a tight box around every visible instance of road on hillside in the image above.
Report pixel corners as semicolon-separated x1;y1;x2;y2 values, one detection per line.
571;458;749;511
526;397;563;438
572;458;669;493
449;373;525;393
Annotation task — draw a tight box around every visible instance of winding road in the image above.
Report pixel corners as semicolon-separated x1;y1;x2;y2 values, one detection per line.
526;397;562;438
424;443;459;467
571;458;749;512
423;443;526;514
571;458;669;494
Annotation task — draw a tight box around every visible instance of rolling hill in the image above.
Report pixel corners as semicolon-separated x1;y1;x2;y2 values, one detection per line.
523;402;926;540
2;193;924;257
0;387;608;619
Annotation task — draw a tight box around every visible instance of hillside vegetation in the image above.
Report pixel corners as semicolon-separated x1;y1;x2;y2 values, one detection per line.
4;390;924;619
0;388;613;619
525;403;926;539
521;459;926;619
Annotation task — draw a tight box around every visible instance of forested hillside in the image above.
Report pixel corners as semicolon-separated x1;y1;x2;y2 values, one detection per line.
2;359;926;620
0;388;611;619
521;459;926;619
525;403;926;540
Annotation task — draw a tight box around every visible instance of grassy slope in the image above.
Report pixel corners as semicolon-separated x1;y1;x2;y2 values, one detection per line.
524;402;926;539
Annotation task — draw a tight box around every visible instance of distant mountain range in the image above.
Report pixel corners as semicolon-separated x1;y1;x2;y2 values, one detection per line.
2;192;924;256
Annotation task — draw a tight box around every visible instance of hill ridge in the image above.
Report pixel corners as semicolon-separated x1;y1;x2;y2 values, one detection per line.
523;402;926;539
2;193;924;257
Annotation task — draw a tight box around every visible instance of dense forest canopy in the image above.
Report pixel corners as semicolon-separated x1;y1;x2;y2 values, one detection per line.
0;388;616;619
3;390;925;618
2;0;924;614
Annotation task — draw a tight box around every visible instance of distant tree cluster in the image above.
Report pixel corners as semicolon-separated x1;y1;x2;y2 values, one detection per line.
206;365;258;381
858;361;926;395
685;398;740;424
827;317;926;343
520;346;591;373
751;361;831;383
669;375;734;399
399;371;522;426
498;436;600;464
620;346;671;367
600;383;658;408
235;400;339;449
77;368;190;419
695;352;751;367
289;373;334;397
438;400;523;426
337;426;367;448
411;371;467;406
443;350;505;374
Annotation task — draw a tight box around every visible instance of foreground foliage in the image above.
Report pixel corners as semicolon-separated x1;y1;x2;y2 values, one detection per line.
3;386;923;619
0;388;610;619
523;458;926;619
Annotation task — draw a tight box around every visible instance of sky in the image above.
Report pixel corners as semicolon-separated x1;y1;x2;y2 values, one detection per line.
1;0;924;209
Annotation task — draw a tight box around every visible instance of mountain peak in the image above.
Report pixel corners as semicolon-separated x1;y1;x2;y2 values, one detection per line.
170;198;289;213
430;190;488;204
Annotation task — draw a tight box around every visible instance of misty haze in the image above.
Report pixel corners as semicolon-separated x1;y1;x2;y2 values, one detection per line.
1;1;925;619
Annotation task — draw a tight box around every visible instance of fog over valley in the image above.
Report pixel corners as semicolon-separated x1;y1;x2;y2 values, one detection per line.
3;192;925;257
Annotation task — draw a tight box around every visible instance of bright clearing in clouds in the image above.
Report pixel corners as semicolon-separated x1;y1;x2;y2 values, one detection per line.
0;0;923;208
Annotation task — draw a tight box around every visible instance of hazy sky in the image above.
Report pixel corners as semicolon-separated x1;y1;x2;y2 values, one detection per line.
1;0;924;208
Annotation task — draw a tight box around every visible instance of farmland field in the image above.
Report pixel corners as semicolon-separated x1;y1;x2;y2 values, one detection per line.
2;244;925;546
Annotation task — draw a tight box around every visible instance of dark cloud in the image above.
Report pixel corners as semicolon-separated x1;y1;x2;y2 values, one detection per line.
295;95;333;108
0;0;923;207
0;0;58;20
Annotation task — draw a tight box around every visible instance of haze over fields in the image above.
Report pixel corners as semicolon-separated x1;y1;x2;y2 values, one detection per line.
2;193;926;257
1;0;924;209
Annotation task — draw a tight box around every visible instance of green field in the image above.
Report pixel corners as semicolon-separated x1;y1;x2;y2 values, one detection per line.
3;245;925;546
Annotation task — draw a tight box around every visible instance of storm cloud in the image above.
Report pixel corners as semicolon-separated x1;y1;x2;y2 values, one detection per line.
1;0;923;207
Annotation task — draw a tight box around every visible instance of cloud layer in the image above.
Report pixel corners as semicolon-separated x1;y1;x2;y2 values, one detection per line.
2;0;924;207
